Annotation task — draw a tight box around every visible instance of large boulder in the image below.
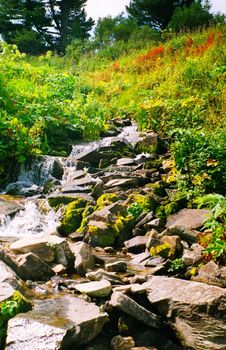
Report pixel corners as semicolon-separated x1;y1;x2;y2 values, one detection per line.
166;209;210;230
0;249;54;281
145;276;226;350
73;280;112;297
5;295;109;350
10;236;75;270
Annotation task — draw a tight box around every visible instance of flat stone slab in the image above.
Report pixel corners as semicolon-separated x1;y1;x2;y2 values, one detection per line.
166;209;210;230
74;280;112;297
6;295;109;350
145;276;226;315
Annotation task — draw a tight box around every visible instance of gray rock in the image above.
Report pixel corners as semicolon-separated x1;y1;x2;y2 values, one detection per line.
86;269;124;285
129;252;150;265
166;209;210;230
0;196;24;216
109;292;161;329
161;235;182;254
61;185;91;193
136;212;154;228
124;236;147;254
146;229;161;250
104;178;139;189
5;295;109;350
105;261;127;273
0;249;54;281
160;226;200;244
116;158;135;166
192;261;226;288
145;276;226;350
69;241;95;276
182;243;204;266
144;218;164;231
74;280;112;297
10;235;75;270
0;282;17;303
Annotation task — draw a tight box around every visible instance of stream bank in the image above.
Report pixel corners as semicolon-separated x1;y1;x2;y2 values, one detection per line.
0;120;225;350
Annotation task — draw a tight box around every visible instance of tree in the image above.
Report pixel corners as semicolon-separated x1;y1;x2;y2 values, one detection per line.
169;0;214;31
0;0;94;53
94;15;138;48
47;0;94;51
126;0;195;29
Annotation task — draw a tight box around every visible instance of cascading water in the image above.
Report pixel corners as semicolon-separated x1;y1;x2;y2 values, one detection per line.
0;124;140;239
0;200;59;238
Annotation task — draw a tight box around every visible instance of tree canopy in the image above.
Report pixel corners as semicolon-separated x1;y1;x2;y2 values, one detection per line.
0;0;94;53
126;0;195;29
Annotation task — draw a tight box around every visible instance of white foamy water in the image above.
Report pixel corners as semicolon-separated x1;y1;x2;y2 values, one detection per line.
0;201;59;238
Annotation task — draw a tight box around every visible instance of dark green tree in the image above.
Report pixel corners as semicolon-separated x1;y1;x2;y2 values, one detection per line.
47;0;94;51
126;0;195;29
0;0;94;53
169;1;215;31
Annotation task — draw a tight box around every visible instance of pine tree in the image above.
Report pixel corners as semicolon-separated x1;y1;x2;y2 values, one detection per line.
0;0;94;54
126;0;195;29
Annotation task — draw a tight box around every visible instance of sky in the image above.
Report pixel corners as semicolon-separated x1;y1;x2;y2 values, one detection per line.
86;0;226;22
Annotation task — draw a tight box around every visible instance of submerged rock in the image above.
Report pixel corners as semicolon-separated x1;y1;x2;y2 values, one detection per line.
6;295;109;350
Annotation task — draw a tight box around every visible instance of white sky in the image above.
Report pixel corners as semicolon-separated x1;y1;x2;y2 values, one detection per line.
86;0;226;22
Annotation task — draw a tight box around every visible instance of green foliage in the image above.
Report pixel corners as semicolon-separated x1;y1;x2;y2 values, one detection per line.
169;0;213;31
0;292;32;348
127;202;143;218
169;258;186;272
196;194;226;262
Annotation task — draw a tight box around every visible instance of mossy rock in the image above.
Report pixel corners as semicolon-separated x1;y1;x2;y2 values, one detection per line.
147;181;167;197
77;205;95;233
150;243;175;259
95;193;120;210
57;198;88;236
87;223;116;247
127;193;157;214
0;291;32;348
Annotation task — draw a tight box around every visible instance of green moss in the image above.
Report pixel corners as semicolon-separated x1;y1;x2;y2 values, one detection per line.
57;198;87;236
95;193;119;210
77;205;94;233
87;224;115;247
0;291;32;349
48;196;85;210
128;193;157;213
147;182;167;197
150;243;175;259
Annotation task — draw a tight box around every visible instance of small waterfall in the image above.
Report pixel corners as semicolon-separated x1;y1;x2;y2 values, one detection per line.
0;200;59;238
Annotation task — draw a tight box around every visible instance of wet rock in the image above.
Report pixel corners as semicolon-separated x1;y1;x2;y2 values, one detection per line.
124;236;147;254
129;275;148;284
69;242;95;276
6;295;109;350
111;335;135;350
86;269;124;285
61;184;91;193
145;276;226;350
166;209;210;230
0;196;24;216
109;292;161;329
182;243;204;266
192;261;226;287
0;249;54;281
64;176;97;188
105;261;127;273
74;280;112;297
50;159;64;180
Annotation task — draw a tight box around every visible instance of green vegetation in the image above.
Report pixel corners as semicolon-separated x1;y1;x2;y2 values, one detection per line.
196;194;226;263
0;292;32;349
